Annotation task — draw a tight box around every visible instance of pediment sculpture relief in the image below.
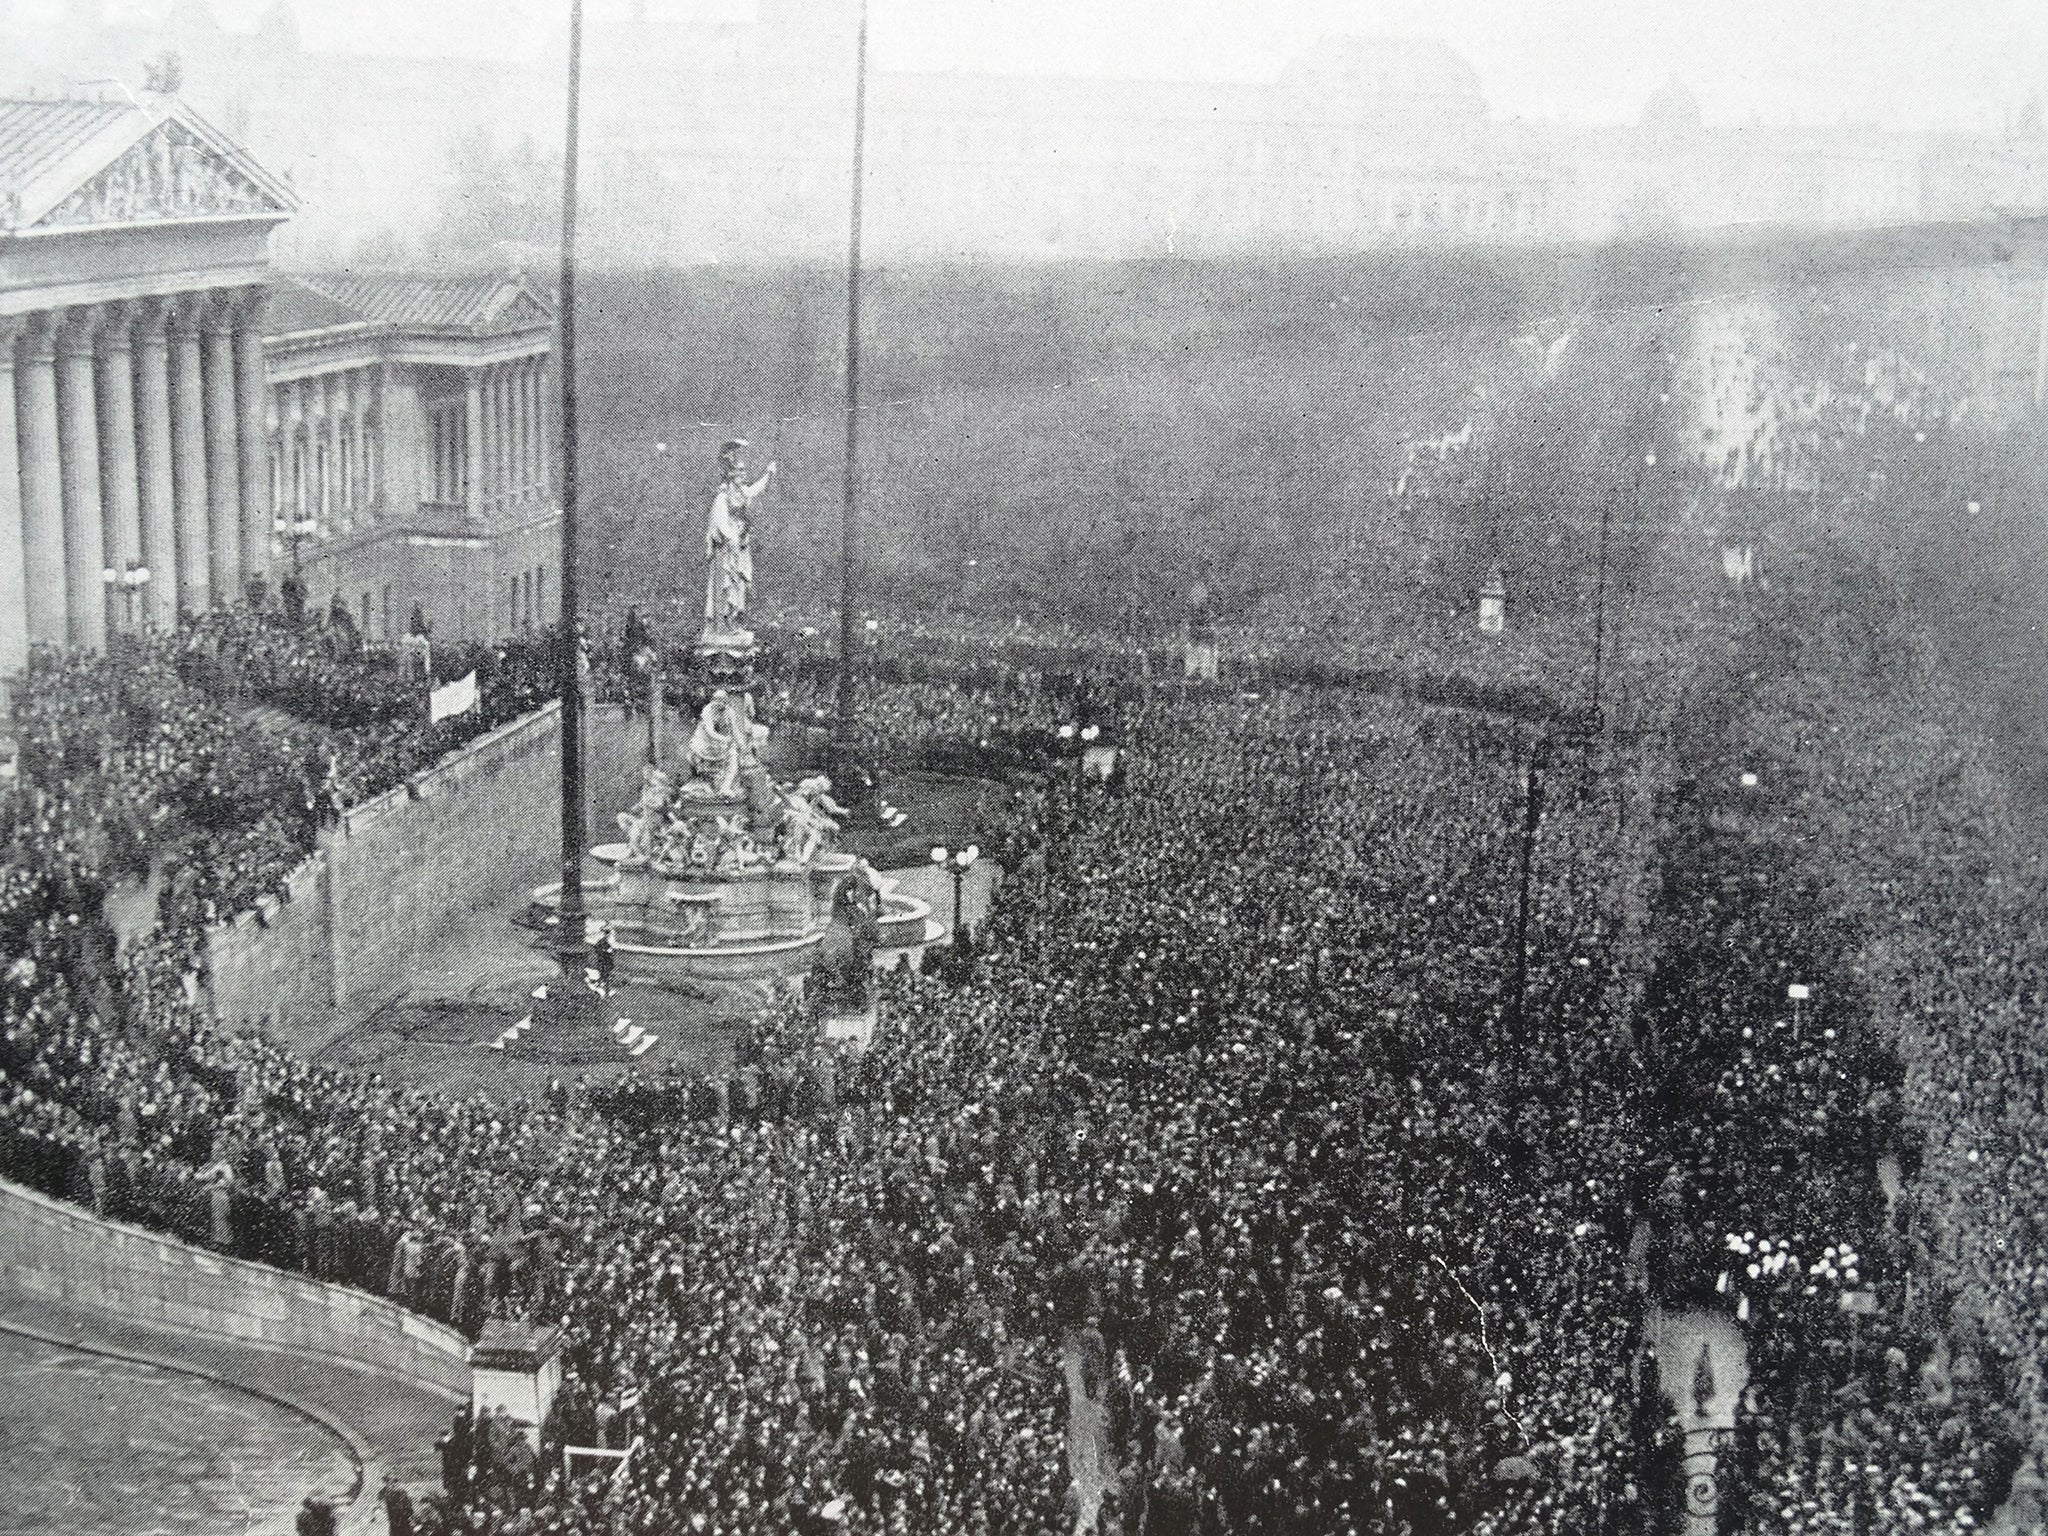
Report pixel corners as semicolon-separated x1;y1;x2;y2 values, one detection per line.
36;121;280;230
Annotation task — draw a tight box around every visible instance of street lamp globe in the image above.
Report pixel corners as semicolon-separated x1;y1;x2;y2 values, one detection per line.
958;845;980;870
929;845;949;865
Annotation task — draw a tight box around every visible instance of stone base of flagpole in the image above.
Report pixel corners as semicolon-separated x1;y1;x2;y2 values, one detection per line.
503;939;639;1064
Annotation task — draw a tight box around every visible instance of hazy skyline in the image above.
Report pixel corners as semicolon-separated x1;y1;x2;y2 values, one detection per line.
19;0;2048;134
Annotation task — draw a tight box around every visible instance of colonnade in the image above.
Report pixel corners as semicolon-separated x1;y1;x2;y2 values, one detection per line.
270;365;384;540
0;285;268;669
464;355;551;522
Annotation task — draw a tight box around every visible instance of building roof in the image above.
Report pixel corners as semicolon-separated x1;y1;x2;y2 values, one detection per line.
292;272;555;334
0;98;131;194
265;275;377;339
0;92;295;235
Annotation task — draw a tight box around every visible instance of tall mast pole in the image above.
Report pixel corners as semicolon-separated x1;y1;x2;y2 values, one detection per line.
554;0;587;985
836;0;869;746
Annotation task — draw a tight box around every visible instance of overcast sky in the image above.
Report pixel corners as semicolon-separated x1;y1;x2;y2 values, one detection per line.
44;0;2048;133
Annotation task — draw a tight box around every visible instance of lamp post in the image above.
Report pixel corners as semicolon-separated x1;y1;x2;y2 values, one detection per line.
102;560;152;633
1078;723;1100;784
930;843;979;941
273;514;323;573
632;644;664;767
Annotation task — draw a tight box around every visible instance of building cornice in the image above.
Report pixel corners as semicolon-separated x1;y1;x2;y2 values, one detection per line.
0;262;270;316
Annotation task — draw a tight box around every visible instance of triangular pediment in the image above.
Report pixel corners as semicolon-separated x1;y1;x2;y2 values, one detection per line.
35;117;289;230
2;96;296;235
493;286;557;329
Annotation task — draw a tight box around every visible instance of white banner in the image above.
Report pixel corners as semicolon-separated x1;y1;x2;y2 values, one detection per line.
429;670;478;723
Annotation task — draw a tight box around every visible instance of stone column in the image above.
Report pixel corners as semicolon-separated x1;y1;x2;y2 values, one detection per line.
134;299;178;625
283;379;305;521
464;369;484;524
361;368;381;523
377;360;417;519
308;376;327;526
517;358;533;501
169;296;212;611
56;308;107;649
523;359;539;499
235;287;270;591
482;366;499;513
538;356;553;500
16;315;65;647
95;301;142;631
0;318;28;680
503;366;518;506
329;372;351;532
204;293;242;602
487;370;503;514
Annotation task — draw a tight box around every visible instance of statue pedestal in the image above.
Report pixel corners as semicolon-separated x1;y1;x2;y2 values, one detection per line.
695;629;757;694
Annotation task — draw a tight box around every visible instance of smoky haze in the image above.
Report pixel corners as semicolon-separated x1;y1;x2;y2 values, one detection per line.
5;0;2045;267
16;0;2046;128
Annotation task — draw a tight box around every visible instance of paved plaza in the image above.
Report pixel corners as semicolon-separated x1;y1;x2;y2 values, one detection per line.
0;1328;355;1536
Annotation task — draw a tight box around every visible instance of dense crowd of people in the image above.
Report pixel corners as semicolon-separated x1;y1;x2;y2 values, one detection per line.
2;271;2047;1536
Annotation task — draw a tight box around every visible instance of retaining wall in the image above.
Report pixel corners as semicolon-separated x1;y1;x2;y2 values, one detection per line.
204;701;663;1032
0;1175;470;1401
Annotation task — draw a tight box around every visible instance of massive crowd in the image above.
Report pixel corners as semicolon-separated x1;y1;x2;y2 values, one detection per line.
1;272;2046;1536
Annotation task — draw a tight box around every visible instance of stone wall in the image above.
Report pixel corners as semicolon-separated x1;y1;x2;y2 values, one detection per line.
0;1174;470;1401
204;701;666;1035
207;851;334;1035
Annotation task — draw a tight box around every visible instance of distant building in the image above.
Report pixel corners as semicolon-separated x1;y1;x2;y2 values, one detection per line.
581;12;1559;264
5;4;2042;268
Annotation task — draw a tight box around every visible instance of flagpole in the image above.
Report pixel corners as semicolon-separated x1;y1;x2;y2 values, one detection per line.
554;0;587;990
835;0;869;784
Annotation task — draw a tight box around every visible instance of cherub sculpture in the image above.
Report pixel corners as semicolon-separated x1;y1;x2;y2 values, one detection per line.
776;775;850;867
616;765;673;863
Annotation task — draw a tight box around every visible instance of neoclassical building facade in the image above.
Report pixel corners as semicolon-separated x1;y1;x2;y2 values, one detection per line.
264;273;557;643
1;91;561;693
1;93;292;666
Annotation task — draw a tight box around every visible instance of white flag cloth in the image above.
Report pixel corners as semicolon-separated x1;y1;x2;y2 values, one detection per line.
429;670;479;722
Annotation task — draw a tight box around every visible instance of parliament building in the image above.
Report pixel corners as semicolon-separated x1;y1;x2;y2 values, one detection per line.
0;88;559;697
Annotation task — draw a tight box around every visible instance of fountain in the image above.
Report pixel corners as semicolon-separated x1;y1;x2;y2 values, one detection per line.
525;440;932;984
